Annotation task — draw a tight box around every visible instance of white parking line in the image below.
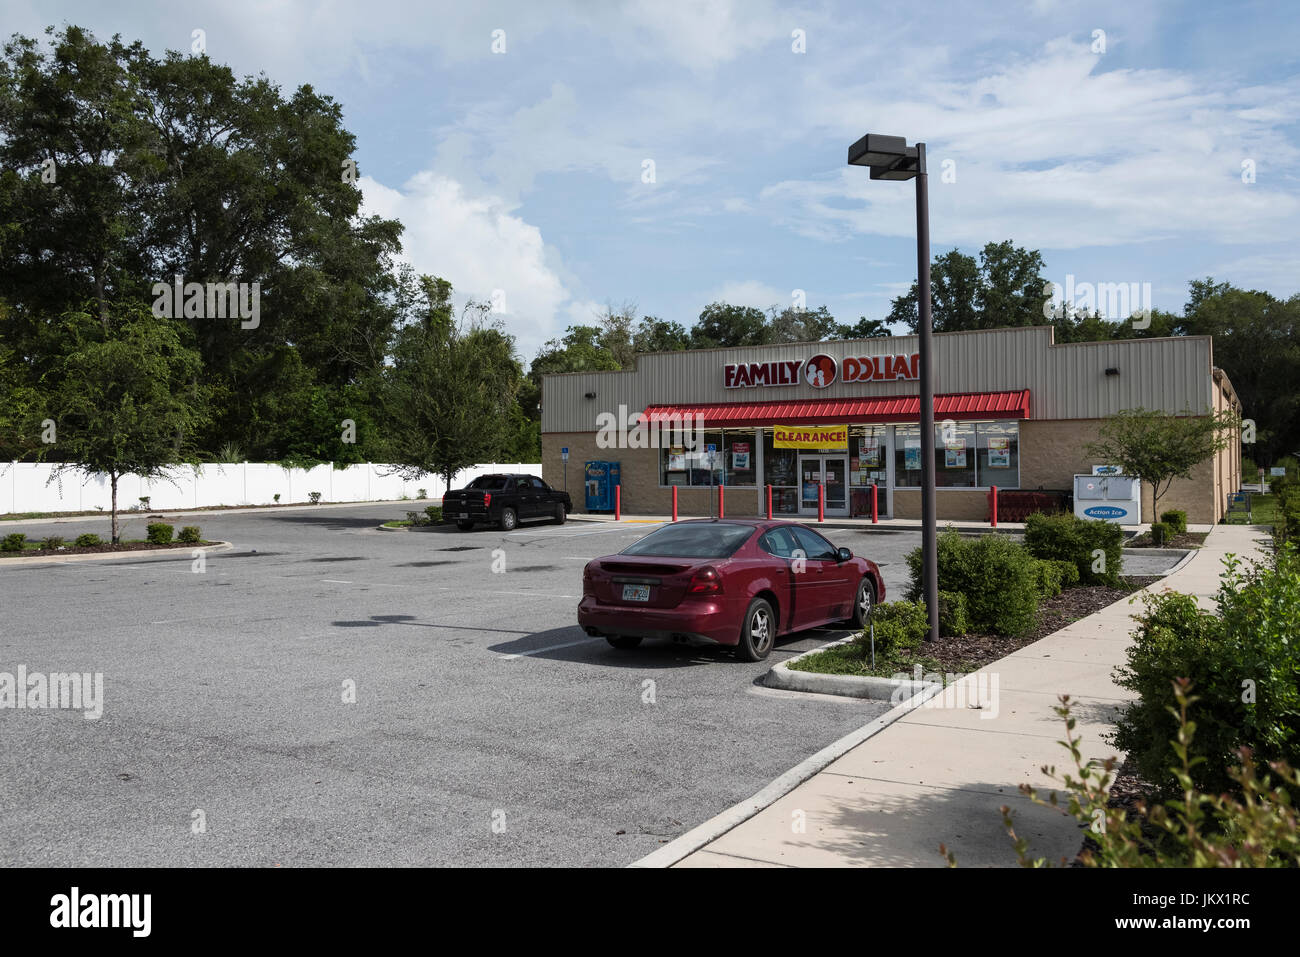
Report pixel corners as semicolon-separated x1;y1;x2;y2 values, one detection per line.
321;579;353;584
497;636;602;660
505;523;663;540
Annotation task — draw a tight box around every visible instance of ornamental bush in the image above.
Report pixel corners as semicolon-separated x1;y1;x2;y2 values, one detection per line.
177;526;201;543
855;600;928;656
1159;510;1187;535
1032;559;1065;598
424;505;442;524
907;530;1040;637
146;522;174;545
1112;546;1300;795
1149;521;1171;546
42;535;64;550
74;533;102;547
1024;512;1123;585
937;590;969;637
2;533;26;552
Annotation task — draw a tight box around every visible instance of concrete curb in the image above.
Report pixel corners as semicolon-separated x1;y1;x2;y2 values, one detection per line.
629;675;945;868
763;636;941;700
0;541;234;567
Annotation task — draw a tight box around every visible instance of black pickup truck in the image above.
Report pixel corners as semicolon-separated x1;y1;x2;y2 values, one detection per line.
442;473;572;531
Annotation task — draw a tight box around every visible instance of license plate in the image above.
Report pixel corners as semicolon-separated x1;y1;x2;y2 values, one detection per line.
622;584;650;602
458;512;469;519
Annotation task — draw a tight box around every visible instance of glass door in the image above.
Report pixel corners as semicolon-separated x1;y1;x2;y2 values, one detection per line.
797;455;850;517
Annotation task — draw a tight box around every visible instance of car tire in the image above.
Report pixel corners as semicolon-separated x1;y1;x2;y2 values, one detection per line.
605;635;642;650
850;577;876;629
736;597;776;662
553;503;566;525
456;520;474;531
499;507;517;531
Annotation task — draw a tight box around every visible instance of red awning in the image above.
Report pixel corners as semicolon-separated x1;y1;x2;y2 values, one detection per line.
643;390;1030;427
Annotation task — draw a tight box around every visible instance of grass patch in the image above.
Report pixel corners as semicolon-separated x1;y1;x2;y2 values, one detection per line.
787;639;960;680
1224;492;1277;527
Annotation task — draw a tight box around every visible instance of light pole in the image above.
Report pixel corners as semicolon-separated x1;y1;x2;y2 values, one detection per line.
847;134;938;643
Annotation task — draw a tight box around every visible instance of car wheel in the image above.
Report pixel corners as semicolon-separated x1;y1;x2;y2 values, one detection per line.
456;520;474;531
499;507;517;531
736;597;775;662
553;503;566;525
850;577;876;628
605;635;642;650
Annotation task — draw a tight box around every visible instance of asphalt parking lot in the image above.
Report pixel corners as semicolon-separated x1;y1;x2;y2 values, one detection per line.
0;504;935;867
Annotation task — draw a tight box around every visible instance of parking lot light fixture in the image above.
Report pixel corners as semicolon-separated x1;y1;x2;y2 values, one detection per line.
847;133;939;643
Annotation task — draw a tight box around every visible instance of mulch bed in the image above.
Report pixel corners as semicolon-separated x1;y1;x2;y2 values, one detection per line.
1126;530;1208;548
1;540;216;559
1069;753;1163;866
893;575;1162;674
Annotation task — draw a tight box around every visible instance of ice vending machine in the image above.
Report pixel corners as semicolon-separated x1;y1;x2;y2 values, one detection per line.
1073;473;1142;525
584;460;621;512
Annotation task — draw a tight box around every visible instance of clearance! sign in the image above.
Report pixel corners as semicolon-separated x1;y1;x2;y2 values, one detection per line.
774;424;848;449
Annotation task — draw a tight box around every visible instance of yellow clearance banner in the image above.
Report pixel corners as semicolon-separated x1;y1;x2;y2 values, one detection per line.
774;424;848;449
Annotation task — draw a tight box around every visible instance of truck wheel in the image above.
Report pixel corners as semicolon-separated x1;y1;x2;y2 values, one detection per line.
605;635;642;650
499;507;517;531
553;503;567;525
456;520;474;531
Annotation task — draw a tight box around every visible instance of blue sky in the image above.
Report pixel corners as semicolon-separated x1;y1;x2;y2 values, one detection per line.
9;0;1299;360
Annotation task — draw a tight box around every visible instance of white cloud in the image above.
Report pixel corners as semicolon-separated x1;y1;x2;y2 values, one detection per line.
359;172;573;358
707;280;790;310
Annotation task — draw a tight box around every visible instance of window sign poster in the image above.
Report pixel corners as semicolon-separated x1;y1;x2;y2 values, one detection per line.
863;438;881;468
944;439;967;469
732;442;750;470
987;436;1010;468
904;441;921;471
668;446;686;471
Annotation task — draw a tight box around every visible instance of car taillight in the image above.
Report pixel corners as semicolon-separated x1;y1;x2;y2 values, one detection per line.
687;566;722;595
582;563;597;595
483;492;492;508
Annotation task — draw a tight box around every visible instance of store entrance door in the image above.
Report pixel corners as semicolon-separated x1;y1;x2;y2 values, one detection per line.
797;454;849;518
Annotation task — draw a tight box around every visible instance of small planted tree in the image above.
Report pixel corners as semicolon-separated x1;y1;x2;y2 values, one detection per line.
1085;407;1239;520
380;275;523;492
40;307;207;542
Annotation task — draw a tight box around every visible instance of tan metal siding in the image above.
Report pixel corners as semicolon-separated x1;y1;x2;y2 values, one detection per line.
541;326;1214;433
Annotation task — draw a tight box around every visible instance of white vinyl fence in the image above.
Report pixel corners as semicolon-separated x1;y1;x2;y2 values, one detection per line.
0;462;540;515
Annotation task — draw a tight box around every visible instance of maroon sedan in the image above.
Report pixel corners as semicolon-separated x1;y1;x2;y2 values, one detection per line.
578;519;885;661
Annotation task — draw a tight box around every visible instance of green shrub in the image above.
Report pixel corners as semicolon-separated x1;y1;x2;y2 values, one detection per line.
1024;512;1123;585
424;505;442;524
308;491;322;504
41;535;65;550
406;510;423;526
1;533;26;552
1112;547;1300;795
907;530;1040;637
1049;559;1080;588
937;590;969;637
1149;521;1171;546
992;682;1300;868
74;533;102;547
177;526;202;544
146;522;174;545
1032;559;1065;598
418;488;428;500
1159;510;1187;535
854;600;929;655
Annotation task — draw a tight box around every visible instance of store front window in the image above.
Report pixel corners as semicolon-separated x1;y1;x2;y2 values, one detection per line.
661;429;757;487
761;429;798;513
894;421;1019;488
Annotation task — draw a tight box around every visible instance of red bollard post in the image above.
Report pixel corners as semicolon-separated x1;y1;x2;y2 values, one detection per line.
818;482;825;522
766;484;773;520
615;484;621;521
991;485;998;527
672;485;678;522
718;484;725;519
872;483;878;524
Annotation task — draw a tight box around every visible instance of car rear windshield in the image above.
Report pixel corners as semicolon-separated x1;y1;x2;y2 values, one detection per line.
467;476;510;490
620;523;754;558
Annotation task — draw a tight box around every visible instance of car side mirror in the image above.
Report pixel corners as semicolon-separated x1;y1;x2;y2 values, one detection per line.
836;547;852;562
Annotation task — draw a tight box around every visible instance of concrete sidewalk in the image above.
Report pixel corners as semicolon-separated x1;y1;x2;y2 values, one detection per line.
666;523;1273;868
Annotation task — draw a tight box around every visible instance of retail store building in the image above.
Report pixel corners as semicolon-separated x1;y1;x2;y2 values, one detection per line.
540;326;1241;525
